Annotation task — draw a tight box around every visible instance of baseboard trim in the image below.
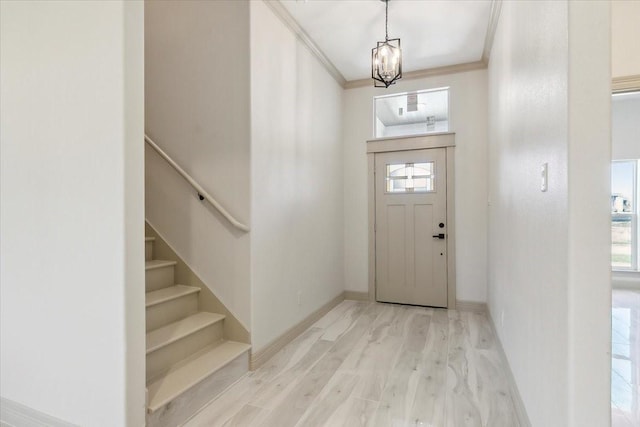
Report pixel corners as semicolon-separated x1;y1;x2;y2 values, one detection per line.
455;300;488;313
343;290;370;301
250;292;345;370
0;397;78;427
485;311;532;427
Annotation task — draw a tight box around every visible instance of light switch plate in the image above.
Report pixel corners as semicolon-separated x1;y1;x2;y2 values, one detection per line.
541;163;548;192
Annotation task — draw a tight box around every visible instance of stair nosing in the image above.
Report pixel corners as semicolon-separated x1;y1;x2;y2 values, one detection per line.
146;312;225;355
147;341;251;412
145;260;177;271
145;285;200;308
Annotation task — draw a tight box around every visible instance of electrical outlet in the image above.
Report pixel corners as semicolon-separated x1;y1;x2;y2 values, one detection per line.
541;163;548;192
297;291;302;306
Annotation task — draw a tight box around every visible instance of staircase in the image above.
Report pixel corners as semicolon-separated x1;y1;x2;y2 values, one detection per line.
145;236;251;427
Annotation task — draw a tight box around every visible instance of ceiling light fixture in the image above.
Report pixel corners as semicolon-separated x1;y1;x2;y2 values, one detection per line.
371;0;402;88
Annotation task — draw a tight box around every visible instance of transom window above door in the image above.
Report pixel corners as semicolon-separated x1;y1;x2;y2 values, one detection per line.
374;87;449;138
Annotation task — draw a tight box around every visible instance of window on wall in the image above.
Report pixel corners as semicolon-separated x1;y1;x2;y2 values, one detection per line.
374;87;449;138
612;160;639;271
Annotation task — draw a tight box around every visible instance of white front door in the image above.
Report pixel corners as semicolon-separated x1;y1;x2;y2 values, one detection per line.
375;148;448;307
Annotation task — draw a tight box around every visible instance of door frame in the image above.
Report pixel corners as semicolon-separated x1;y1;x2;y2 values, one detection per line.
367;133;457;309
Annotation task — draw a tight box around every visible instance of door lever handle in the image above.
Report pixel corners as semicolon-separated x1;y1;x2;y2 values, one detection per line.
432;233;446;239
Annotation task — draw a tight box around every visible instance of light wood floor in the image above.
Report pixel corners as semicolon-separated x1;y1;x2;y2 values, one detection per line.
612;290;640;427
183;300;521;427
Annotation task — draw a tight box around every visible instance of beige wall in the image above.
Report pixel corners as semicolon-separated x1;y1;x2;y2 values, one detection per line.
488;1;611;425
249;1;345;352
145;0;252;329
0;1;145;425
343;70;489;303
612;0;640;78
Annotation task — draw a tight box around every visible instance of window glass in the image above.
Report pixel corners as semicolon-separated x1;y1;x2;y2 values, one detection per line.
612;160;638;270
385;162;434;193
374;88;449;138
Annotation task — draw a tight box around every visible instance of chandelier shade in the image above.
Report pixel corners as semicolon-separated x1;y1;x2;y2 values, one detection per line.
371;0;402;88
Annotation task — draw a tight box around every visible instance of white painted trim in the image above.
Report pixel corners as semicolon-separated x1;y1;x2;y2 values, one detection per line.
345;61;487;90
613;271;640;290
367;154;377;302
268;0;502;90
446;146;457;309
367;135;457;309
344;290;370;301
482;0;503;64
249;292;345;369
485;312;533;427
455;300;487;313
612;75;640;94
366;132;456;153
264;0;347;87
0;397;78;427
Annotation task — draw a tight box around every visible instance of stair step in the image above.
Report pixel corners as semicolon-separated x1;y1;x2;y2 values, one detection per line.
145;260;177;292
145;259;176;270
145;237;155;261
147;340;251;413
147;312;224;354
146;312;226;380
146;285;200;332
146;285;200;308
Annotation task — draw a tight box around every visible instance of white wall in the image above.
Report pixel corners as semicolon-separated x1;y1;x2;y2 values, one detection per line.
343;70;489;303
145;0;252;328
0;2;145;426
612;0;640;78
487;1;611;426
566;3;611;425
250;0;344;351
612;93;640;161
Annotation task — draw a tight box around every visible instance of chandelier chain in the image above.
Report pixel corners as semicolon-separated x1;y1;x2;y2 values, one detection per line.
385;0;389;41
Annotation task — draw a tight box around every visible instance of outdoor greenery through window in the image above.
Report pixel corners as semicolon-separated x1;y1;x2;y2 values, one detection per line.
612;160;639;270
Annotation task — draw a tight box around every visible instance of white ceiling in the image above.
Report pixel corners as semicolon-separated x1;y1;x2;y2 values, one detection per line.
280;0;493;82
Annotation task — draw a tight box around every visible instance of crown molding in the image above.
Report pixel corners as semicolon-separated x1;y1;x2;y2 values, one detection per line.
483;0;503;64
344;60;487;90
612;75;640;93
266;0;500;90
264;0;347;87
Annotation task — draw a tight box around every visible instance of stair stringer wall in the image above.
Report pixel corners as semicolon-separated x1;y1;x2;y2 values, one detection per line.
145;0;251;334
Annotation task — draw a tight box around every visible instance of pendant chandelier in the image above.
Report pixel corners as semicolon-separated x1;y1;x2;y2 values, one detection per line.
371;0;402;88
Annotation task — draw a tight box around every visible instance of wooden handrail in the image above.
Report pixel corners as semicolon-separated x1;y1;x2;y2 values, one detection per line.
145;134;250;233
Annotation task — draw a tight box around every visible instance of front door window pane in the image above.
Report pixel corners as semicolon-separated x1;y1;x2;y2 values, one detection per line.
386;162;434;193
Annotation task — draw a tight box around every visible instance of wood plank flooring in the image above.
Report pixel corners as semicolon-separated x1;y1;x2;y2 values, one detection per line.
183;300;520;427
612;290;640;427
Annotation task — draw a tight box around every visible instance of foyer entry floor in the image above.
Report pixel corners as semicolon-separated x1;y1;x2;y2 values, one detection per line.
612;290;640;427
183;300;520;427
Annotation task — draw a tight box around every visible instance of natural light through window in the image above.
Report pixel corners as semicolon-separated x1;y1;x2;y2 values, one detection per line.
612;160;639;271
374;88;449;138
385;162;434;193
